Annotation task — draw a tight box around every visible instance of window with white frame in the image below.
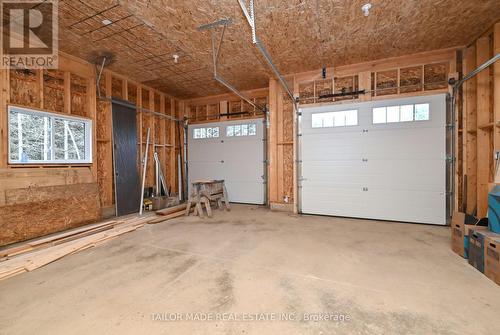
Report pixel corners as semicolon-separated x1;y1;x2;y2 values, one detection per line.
373;103;430;124
193;126;220;139
226;123;257;137
311;110;358;128
8;106;92;164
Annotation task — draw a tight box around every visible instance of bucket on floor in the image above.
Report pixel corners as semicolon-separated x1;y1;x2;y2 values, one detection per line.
488;185;500;233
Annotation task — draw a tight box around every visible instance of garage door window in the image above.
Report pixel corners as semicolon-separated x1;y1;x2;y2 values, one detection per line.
193;127;219;139
312;110;358;128
226;124;257;137
373;103;430;124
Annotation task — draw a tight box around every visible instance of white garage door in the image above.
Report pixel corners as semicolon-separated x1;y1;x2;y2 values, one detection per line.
188;119;265;204
300;94;449;225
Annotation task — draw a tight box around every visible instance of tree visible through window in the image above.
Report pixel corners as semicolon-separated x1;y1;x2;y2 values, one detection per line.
8;106;92;164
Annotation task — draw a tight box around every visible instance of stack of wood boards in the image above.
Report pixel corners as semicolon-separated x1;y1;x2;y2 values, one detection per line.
151;203;188;223
0;213;163;281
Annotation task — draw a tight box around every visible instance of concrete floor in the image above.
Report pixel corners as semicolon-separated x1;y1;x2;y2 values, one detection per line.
1;205;499;335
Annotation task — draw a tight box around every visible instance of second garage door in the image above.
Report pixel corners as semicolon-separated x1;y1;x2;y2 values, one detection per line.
188;119;265;204
299;94;449;225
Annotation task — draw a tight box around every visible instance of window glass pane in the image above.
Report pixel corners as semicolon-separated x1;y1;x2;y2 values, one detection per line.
333;112;345;127
54;119;86;160
206;127;213;138
248;124;256;135
415;103;430;120
234;125;241;136
373;107;386;124
9;111;51;162
312;114;323;128
241;124;248;136
322;113;334;127
213;127;219;138
386;106;400;123
400;105;414;122
226;126;234;137
344;110;358;126
200;128;207;138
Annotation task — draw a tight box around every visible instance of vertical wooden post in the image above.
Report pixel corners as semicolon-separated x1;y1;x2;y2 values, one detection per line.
476;36;492;216
268;79;278;204
170;98;177;194
64;71;71;114
359;71;371;101
220;101;228;121
0;69;9;168
464;45;477;214
493;23;500;180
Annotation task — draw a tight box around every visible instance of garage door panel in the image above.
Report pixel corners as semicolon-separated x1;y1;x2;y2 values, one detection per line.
301;186;366;217
188;119;264;205
300;94;448;225
362;189;445;224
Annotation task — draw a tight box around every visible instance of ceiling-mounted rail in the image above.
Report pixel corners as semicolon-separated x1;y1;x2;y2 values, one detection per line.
237;0;296;108
197;18;266;113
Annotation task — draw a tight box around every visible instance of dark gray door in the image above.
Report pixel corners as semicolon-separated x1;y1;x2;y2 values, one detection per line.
112;101;140;216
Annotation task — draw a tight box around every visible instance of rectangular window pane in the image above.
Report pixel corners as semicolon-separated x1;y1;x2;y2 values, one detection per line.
213;127;219;138
226;126;234;137
241;124;248;136
400;105;414;122
248;124;257;135
207;127;213;138
234;125;241;136
415;103;430;120
312;114;322;128
9;111;51;162
373;107;387;124
344;110;358;126
333;112;345;127
386;106;400;123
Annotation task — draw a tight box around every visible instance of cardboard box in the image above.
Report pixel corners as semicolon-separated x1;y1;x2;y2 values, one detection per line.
469;230;499;273
450;211;486;258
484;234;500;285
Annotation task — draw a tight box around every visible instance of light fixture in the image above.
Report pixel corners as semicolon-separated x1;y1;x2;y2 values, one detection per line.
173;54;179;63
361;3;372;17
102;19;112;25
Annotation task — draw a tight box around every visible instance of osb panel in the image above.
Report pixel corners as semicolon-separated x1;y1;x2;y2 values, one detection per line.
111;76;123;99
282;145;294;203
207;103;219;120
10;69;39;108
154;116;162;144
0;183;101;246
400;66;423;93
96;141;112;206
299;81;315;104
315;79;333;103
58;1;500;98
43;69;65;113
424;63;449;90
229;101;242;119
197;105;207;121
376;70;398;96
141;88;150;109
127;82;137;104
96;100;110;139
154;93;162;113
70;73;88;117
282;97;293;143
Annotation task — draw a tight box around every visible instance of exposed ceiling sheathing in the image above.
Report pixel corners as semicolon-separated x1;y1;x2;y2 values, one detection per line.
56;0;500;98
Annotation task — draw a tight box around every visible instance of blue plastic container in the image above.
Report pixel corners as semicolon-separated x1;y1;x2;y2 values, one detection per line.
488;185;500;233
